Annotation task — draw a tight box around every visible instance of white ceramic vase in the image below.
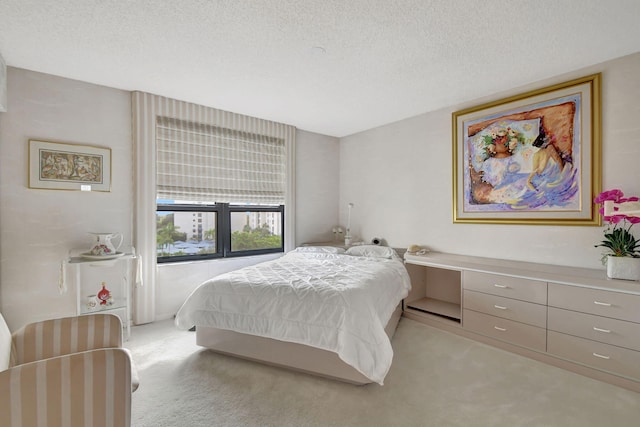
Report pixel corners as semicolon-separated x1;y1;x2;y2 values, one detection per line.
606;255;640;281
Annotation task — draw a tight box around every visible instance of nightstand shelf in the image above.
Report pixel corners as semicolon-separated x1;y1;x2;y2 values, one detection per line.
63;247;137;339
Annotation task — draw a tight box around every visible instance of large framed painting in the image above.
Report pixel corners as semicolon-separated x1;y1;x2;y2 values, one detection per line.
452;74;601;225
28;139;112;191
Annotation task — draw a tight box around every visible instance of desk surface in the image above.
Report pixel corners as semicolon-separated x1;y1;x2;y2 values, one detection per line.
404;251;640;295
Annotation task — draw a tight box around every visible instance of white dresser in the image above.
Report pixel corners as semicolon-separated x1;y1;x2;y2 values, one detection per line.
403;251;640;393
547;283;640;381
463;271;547;352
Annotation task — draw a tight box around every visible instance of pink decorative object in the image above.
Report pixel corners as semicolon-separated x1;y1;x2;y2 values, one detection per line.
97;282;111;306
594;189;640;265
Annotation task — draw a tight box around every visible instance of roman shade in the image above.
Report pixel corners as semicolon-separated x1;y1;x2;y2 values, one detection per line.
156;117;286;205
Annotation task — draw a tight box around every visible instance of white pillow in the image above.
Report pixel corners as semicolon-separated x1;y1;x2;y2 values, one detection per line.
292;246;346;254
346;245;397;259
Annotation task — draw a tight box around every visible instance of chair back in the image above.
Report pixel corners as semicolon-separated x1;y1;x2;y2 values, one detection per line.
13;313;123;365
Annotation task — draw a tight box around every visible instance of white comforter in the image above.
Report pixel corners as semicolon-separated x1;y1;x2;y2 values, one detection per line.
174;250;411;384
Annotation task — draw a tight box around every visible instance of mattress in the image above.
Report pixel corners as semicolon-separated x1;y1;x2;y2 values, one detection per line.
175;246;411;384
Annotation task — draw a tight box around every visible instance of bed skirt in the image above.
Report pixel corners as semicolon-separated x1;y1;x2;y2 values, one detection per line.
195;304;403;385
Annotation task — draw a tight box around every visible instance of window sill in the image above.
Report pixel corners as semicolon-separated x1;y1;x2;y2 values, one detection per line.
157;252;282;268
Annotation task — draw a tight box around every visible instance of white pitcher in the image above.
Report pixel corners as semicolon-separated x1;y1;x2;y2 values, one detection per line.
88;232;123;256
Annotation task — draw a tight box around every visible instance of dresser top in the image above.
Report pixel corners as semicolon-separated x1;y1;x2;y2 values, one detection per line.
404;251;640;295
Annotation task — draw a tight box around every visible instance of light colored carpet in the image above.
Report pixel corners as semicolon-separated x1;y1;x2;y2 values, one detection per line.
126;317;640;427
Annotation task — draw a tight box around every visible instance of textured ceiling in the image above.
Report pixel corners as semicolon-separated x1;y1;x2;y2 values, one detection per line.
1;1;640;137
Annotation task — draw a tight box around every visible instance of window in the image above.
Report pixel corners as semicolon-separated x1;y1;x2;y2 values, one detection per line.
155;117;286;263
156;203;284;263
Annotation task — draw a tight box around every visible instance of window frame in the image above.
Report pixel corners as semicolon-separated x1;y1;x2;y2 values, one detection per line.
156;203;284;264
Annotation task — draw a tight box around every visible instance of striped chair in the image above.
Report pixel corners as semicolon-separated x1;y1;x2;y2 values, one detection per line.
0;313;136;427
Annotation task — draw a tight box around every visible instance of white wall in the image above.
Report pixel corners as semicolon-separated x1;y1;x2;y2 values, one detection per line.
340;52;640;270
0;68;340;329
0;68;133;330
295;130;340;243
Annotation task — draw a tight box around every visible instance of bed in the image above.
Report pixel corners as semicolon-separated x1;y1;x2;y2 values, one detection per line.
174;245;412;385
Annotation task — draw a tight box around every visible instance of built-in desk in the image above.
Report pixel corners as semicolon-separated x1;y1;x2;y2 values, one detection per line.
403;251;640;393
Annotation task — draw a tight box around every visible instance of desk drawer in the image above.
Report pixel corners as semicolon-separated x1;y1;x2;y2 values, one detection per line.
548;307;640;352
464;271;547;304
547;331;640;381
463;309;546;351
463;290;546;328
548;283;640;323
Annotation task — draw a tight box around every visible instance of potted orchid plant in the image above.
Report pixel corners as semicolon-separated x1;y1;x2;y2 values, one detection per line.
594;189;640;280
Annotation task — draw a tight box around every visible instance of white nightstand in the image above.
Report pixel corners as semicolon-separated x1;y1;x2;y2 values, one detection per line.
63;247;137;339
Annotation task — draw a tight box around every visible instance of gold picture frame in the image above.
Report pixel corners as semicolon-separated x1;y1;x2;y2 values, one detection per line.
28;139;112;191
452;73;601;225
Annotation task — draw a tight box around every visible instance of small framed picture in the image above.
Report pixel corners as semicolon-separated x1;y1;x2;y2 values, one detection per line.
28;139;112;191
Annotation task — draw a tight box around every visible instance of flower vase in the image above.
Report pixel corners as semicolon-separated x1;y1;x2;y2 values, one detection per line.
492;139;511;159
606;256;640;281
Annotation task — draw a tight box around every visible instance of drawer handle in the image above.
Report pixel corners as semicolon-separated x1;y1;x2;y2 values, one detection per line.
493;284;508;289
592;352;611;360
494;326;507;332
593;327;611;334
493;305;508;310
593;301;612;307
